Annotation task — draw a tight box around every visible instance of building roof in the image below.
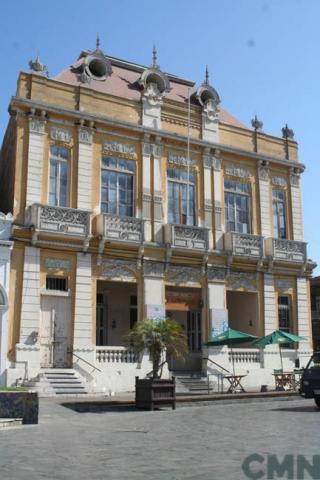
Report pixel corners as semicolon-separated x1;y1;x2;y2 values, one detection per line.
54;52;246;129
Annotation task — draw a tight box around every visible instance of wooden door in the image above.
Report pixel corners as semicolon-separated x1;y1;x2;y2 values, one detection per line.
40;296;71;368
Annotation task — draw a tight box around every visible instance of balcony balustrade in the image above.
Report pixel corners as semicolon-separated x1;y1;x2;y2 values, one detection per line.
96;347;137;363
164;224;209;250
224;232;264;258
96;213;144;244
265;238;307;263
26;203;91;237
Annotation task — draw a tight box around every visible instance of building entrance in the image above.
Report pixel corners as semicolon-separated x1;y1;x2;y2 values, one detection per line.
166;286;202;372
40;296;71;368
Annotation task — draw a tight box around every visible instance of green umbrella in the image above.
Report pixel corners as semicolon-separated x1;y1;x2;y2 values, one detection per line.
254;330;306;371
206;328;258;375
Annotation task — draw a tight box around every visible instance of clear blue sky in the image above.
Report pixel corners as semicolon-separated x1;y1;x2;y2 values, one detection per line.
0;0;319;273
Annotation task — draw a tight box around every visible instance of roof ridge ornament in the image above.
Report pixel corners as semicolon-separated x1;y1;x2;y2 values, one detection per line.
29;54;48;76
204;65;209;86
152;45;159;69
251;115;263;131
282;123;294;139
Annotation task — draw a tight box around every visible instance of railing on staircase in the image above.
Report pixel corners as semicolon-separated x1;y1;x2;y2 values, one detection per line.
203;357;231;394
68;350;102;372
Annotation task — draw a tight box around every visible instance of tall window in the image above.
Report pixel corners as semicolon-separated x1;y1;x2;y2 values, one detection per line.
278;295;292;339
49;146;69;207
101;156;134;216
224;179;251;233
273;189;287;239
167;168;196;225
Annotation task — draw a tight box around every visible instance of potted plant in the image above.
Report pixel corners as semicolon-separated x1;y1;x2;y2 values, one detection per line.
126;318;188;410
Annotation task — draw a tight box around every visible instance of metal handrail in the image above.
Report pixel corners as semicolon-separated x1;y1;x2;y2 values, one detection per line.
202;357;231;374
68;349;102;373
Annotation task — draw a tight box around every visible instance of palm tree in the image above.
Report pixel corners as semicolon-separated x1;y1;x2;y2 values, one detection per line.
126;318;188;379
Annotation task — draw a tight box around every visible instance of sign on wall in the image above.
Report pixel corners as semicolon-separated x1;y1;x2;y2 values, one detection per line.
145;305;166;322
209;308;229;338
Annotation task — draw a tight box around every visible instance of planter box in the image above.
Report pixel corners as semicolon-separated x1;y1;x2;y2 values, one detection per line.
135;377;176;411
0;391;39;424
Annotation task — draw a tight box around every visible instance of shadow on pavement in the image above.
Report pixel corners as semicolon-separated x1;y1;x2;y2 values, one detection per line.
60;403;168;413
271;405;319;413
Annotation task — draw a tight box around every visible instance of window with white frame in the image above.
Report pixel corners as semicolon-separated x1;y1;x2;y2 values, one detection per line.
49;146;69;207
167;168;196;225
101;156;135;216
224;179;251;233
273;189;287;239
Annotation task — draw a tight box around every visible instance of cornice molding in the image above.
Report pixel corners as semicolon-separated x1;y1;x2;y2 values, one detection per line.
10;97;305;171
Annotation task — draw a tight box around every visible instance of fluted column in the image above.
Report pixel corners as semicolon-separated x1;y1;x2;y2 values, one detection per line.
212;150;223;250
142;137;152;242
203;149;214;249
26;113;46;207
77;124;94;210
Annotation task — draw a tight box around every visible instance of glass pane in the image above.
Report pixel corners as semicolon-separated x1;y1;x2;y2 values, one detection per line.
59;162;68;207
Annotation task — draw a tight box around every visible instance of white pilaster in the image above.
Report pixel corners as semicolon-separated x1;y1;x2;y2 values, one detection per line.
77;127;93;210
73;253;93;347
290;170;304;241
297;277;311;344
19;247;41;342
0;217;12;385
142;140;152;242
26;117;46;207
143;262;165;320
263;273;277;335
153;142;163;243
203;151;213;249
212;152;223;250
258;163;271;237
207;281;228;337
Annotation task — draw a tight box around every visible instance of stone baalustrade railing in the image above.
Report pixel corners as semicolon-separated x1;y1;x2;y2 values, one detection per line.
228;348;261;364
224;232;264;258
96;347;138;363
96;214;144;244
265;238;307;263
26;203;91;236
164;224;208;250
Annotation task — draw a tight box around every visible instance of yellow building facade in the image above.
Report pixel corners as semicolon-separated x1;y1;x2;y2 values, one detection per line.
0;43;315;392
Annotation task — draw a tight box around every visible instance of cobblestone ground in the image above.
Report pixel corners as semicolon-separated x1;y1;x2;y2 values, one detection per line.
0;397;318;480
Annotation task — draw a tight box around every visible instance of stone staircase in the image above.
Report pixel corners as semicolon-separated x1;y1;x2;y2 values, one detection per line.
174;372;218;395
24;369;89;397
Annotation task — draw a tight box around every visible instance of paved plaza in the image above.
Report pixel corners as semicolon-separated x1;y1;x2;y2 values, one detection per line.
0;397;318;480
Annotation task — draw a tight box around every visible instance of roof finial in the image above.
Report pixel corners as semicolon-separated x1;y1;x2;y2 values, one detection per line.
251;114;263;131
205;65;209;85
29;53;48;76
96;34;100;51
152;45;158;68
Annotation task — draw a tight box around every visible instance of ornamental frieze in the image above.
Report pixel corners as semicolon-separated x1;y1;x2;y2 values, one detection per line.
168;152;196;168
166;265;202;284
96;259;137;282
78;128;93;145
29;118;46;134
45;258;71;271
104;141;137;159
225;164;251;178
144;261;165;278
227;271;257;291
272;176;287;187
51;127;72;143
207;266;226;282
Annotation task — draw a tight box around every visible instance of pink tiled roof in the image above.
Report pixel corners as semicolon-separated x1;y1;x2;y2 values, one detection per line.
54;55;246;129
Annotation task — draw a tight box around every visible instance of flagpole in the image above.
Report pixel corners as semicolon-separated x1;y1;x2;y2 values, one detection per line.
186;88;191;225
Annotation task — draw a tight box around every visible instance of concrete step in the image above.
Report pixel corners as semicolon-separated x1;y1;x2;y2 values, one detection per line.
0;418;23;428
23;368;89;397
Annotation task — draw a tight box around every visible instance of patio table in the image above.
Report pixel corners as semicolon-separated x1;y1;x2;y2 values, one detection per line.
223;374;247;393
272;371;303;391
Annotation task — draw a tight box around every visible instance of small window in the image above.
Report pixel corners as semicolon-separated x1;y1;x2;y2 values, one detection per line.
224;179;251;234
46;277;68;291
130;295;138;329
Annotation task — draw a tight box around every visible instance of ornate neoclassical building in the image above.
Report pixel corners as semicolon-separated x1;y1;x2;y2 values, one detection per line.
0;41;315;392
